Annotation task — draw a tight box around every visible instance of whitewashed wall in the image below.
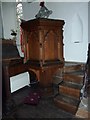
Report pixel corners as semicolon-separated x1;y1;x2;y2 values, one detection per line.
0;2;3;38
0;3;2;38
22;2;88;63
0;2;2;118
2;2;17;39
88;1;90;43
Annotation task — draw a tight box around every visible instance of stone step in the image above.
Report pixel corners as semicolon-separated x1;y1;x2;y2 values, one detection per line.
54;93;80;114
59;81;82;98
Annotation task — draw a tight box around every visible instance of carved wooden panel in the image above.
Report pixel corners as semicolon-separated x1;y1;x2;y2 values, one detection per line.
21;18;65;88
28;31;40;60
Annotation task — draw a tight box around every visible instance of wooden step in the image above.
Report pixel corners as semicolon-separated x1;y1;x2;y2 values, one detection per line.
59;81;82;98
53;70;83;84
53;68;63;78
53;62;85;115
54;94;80;114
53;66;83;77
53;72;83;86
63;73;83;84
53;75;63;85
63;65;82;73
64;62;85;73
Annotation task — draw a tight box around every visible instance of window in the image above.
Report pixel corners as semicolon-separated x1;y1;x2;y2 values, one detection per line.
16;0;24;56
16;0;23;30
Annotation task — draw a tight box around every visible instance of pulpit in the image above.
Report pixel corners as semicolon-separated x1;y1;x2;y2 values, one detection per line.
21;18;65;93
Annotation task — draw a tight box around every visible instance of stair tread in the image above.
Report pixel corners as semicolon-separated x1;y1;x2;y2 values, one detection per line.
60;81;82;90
54;93;80;106
54;71;84;79
53;76;63;85
53;62;85;114
64;62;83;66
64;71;84;76
63;62;85;74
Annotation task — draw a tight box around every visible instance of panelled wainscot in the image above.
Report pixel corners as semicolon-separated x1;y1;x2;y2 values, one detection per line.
21;18;65;94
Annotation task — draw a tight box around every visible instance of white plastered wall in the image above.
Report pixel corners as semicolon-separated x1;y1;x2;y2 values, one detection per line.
88;1;90;43
22;2;88;63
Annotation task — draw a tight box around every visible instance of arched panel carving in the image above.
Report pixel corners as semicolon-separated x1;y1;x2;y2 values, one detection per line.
28;31;40;60
43;30;59;61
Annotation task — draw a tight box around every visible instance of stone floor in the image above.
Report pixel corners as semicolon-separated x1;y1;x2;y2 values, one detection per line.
2;86;76;119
